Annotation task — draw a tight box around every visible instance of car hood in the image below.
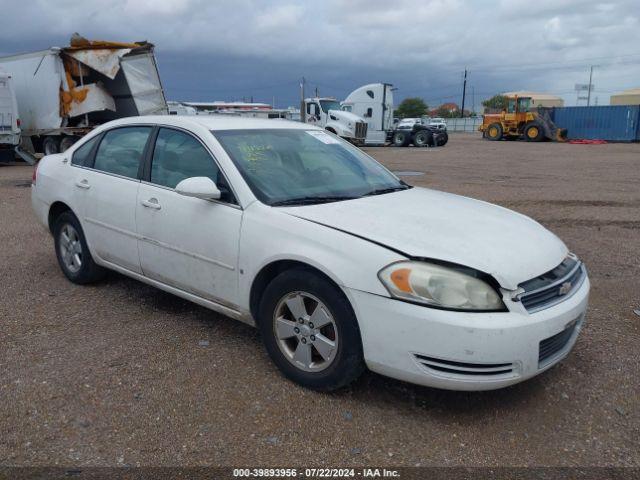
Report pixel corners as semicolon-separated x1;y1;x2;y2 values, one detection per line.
280;187;567;290
329;110;364;124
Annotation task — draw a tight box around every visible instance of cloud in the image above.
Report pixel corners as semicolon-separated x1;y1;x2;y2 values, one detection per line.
0;0;638;106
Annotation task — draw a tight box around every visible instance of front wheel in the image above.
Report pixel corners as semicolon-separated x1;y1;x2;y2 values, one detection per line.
392;131;410;147
524;122;545;142
258;268;365;391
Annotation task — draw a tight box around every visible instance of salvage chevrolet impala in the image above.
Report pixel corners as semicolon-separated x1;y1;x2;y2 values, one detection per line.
31;116;589;391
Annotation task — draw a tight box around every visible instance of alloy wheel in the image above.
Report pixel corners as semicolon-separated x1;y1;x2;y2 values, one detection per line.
273;291;338;372
59;223;83;273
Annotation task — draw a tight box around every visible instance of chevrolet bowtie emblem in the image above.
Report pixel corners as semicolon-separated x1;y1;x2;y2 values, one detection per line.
558;282;572;295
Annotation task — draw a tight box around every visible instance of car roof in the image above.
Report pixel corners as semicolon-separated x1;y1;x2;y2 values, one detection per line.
104;115;316;131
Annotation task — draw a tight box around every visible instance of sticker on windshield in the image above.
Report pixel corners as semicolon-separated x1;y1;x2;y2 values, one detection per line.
305;130;341;144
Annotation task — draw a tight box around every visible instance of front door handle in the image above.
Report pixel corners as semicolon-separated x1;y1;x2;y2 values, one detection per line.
75;179;90;189
141;198;161;210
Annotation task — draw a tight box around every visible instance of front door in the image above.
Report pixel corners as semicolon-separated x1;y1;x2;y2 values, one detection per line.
74;126;152;273
136;127;242;307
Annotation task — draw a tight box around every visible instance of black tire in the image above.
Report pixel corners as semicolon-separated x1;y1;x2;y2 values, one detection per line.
42;136;60;156
436;131;449;146
485;123;503;141
59;136;80;152
524;122;545;142
413;130;432;147
258;268;365;391
53;211;106;284
392;131;411;147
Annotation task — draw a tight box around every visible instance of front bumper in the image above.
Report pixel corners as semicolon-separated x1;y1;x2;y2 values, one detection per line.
347;274;589;391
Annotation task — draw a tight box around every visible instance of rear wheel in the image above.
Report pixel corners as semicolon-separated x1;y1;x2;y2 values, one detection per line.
413;130;432;147
436;131;449;146
42;136;60;156
486;123;503;141
60;136;80;152
53;211;106;284
524;122;545;142
392;131;410;147
258;268;365;391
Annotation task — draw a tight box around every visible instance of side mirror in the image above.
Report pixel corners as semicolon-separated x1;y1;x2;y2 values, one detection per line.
175;177;221;200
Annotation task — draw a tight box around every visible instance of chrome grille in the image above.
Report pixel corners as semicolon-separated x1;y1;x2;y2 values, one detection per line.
354;121;368;140
516;256;586;313
414;354;515;377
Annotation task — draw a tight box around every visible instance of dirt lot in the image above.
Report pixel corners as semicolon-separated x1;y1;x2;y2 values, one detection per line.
1;134;639;468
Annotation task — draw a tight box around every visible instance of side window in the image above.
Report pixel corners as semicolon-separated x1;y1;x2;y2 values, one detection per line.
150;128;235;203
365;108;373;118
93;127;152;179
71;135;100;166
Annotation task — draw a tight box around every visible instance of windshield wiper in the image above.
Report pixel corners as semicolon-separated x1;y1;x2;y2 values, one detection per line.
362;185;411;197
271;195;358;206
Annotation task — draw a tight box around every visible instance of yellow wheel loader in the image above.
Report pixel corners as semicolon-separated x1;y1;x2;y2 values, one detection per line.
479;96;567;142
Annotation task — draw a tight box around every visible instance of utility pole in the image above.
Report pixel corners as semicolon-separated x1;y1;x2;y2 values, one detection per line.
300;77;306;123
587;65;594;106
471;86;475;116
460;68;467;118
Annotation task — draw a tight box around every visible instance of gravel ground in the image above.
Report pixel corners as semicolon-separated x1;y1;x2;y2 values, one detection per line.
1;134;639;468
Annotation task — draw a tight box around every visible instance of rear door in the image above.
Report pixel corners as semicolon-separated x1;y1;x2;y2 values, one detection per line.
74;126;153;273
136;127;242;307
0;74;19;145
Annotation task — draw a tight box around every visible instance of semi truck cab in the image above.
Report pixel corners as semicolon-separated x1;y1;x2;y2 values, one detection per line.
303;97;367;143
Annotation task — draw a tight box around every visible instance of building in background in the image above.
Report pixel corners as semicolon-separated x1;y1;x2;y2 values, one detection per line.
502;91;564;108
610;88;640;106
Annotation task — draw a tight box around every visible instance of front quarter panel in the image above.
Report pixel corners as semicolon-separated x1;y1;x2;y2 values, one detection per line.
238;202;405;312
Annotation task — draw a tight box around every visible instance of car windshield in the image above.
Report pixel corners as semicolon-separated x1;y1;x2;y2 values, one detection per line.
212;129;408;206
319;100;341;112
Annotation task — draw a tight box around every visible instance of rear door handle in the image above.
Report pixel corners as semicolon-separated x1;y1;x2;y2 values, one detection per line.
141;198;161;210
75;179;90;189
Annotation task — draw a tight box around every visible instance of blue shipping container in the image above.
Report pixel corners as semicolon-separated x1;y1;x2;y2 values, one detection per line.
550;105;640;142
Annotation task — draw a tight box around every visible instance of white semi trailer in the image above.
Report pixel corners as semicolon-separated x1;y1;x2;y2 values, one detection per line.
0;69;20;154
0;36;167;158
341;83;394;146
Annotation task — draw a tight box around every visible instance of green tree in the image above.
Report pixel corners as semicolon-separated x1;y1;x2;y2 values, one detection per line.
482;94;508;111
395;97;428;118
436;106;457;118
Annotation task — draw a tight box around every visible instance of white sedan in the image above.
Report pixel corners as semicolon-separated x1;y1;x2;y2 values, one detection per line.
31;116;589;391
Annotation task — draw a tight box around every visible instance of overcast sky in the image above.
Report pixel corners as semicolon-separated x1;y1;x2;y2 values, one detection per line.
1;0;638;108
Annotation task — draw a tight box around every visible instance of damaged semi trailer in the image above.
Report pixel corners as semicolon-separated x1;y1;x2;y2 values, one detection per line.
0;36;168;159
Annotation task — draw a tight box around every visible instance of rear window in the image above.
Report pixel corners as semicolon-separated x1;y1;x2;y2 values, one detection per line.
93;127;152;179
71;135;100;167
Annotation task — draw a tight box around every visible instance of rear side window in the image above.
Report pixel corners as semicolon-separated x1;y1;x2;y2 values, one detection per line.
93;127;152;179
71;135;100;167
150;128;220;189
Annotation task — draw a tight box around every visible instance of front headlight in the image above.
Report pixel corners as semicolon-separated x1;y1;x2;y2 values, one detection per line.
378;261;505;311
